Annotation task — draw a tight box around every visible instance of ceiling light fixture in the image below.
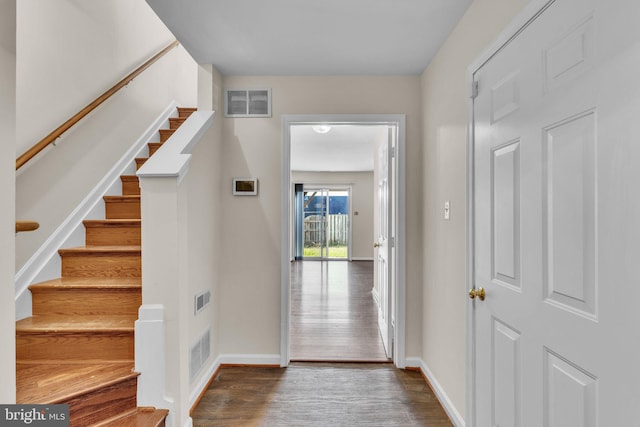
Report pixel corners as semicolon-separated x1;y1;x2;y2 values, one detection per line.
312;125;332;134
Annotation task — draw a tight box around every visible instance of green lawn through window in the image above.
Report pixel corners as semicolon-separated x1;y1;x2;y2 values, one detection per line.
303;246;348;258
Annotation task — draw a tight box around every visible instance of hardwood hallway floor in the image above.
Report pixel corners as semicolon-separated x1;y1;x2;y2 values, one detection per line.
290;260;388;361
191;363;454;426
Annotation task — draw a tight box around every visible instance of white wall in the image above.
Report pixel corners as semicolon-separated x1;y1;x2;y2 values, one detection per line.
219;76;423;358
291;171;374;260
420;0;529;418
0;0;16;404
15;0;197;271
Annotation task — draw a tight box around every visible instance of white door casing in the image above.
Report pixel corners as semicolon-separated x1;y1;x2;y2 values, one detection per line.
469;0;640;425
281;114;406;368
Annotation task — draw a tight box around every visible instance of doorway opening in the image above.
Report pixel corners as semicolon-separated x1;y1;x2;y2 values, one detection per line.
281;114;406;367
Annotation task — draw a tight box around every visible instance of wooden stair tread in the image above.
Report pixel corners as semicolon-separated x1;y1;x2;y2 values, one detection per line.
177;107;196;118
120;176;140;196
84;219;141;227
148;142;163;156
104;195;140;202
169;117;186;129
17;315;136;332
16;362;137;404
93;407;169;427
59;246;141;255
29;277;141;290
159;129;175;142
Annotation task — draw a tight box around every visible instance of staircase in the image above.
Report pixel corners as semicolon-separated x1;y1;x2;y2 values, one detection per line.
16;107;196;426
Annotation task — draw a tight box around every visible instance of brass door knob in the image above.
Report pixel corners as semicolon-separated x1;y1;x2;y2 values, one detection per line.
373;242;381;248
469;287;485;301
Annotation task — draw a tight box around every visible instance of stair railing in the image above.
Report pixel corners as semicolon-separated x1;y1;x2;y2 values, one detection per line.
14;40;180;232
16;40;179;171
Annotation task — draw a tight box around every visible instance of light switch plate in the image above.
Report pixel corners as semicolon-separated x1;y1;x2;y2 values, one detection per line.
444;201;450;220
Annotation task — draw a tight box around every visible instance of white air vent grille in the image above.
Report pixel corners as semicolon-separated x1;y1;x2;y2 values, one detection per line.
224;88;271;117
190;329;211;383
194;290;211;315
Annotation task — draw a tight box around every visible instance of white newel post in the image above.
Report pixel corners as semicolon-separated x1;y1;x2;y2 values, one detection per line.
134;304;174;415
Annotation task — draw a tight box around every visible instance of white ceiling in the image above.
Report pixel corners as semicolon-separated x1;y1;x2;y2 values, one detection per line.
291;125;388;172
145;0;472;75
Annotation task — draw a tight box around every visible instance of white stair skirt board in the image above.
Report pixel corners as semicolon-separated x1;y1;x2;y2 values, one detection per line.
14;101;179;320
405;357;465;427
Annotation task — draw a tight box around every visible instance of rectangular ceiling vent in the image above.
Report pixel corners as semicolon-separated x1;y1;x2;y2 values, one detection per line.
224;88;271;117
194;290;211;315
190;328;211;383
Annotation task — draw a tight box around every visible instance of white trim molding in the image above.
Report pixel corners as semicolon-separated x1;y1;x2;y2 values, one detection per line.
137;111;214;181
281;114;407;369
217;354;281;366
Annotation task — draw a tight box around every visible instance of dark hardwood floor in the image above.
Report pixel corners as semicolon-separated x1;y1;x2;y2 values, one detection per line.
191;363;454;427
290;260;388;362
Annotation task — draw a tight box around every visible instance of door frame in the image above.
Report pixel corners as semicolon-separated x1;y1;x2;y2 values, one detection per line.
466;1;557;426
281;114;406;368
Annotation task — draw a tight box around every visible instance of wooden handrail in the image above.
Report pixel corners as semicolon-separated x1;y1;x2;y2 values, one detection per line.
16;40;180;170
15;221;39;233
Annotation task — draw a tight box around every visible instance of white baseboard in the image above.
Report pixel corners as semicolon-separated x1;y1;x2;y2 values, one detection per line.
406;357;465;427
14;101;178;320
217;353;281;366
189;355;221;407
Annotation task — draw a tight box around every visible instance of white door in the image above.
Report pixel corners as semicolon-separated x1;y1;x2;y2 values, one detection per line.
375;134;393;358
472;0;640;425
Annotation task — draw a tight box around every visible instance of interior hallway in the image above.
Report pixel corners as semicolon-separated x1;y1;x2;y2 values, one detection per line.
289;260;388;361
